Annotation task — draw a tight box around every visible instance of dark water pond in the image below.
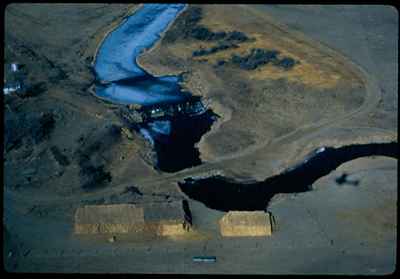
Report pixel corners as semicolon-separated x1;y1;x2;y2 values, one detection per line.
130;109;217;172
151;111;217;172
178;142;398;211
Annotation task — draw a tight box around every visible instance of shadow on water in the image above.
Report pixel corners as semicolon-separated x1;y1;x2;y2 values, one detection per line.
135;109;217;173
178;142;398;212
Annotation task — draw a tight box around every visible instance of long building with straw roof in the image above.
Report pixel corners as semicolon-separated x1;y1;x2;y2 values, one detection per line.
74;201;192;236
219;211;273;237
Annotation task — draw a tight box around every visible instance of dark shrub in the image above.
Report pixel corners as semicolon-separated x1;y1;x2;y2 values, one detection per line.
212;31;227;40
50;146;70;166
185;6;202;26
275;57;296;70
163;6;203;43
190;26;214;41
81;165;112;191
20;82;47;98
216;60;226;67
31;112;55;144
226;31;249;43
193;49;208;57
230;48;297;71
122;186;143;196
231;54;242;64
4;114;24;151
192;41;238;57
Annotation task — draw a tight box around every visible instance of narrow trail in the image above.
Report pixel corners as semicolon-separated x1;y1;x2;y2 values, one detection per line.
207;39;384;164
134;14;390;185
4;5;394;206
129;9;390;188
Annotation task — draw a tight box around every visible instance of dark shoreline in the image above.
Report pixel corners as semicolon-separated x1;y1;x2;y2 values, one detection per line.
178;142;398;212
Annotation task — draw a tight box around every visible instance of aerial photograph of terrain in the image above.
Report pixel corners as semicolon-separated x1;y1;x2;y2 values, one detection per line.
3;3;398;274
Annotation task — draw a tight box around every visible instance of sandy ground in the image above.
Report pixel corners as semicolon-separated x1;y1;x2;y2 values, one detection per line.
5;157;396;274
3;4;397;274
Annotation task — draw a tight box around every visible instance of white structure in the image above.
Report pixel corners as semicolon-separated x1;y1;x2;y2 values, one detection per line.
3;83;21;95
11;63;19;72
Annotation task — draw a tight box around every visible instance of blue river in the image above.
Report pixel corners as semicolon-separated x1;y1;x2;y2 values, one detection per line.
93;4;217;172
94;4;189;106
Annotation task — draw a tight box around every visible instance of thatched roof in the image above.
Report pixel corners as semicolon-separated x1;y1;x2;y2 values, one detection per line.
74;201;192;235
219;211;272;237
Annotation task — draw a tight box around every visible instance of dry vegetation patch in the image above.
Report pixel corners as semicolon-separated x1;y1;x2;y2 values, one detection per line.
138;5;366;160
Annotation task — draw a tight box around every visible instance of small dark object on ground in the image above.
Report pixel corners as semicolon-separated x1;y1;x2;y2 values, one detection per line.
48;65;68;83
216;60;226;67
31;112;55;144
81;165;112;191
50;146;70;166
274;57;297;70
77;135;85;143
335;173;359;186
335;173;348;184
182;199;192;226
20;82;47;98
108;124;121;137
122;185;143;196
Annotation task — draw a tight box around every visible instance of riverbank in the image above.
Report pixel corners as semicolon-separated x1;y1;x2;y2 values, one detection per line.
92;4;220;172
91;5;142;68
178;142;398;211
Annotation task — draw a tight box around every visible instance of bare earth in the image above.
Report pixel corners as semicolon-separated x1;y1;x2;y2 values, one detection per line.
3;4;397;274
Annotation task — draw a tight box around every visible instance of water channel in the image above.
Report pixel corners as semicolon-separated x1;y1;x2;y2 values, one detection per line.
94;4;217;172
